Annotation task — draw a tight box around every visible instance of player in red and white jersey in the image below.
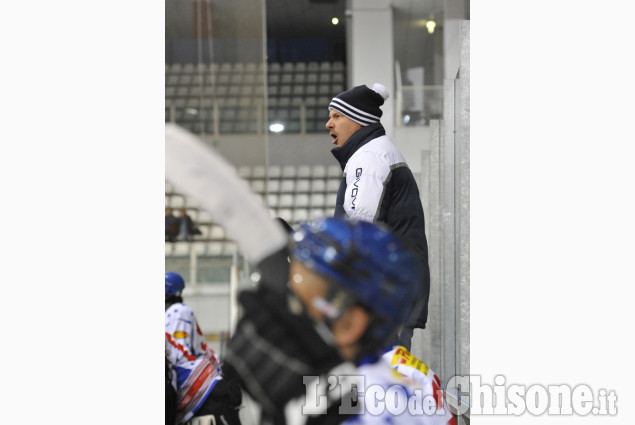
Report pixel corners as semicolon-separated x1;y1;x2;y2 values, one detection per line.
165;272;242;425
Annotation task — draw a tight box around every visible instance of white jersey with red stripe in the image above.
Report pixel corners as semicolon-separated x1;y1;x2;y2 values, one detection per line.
165;302;222;424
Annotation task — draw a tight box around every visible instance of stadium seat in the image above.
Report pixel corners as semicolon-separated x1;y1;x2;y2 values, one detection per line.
193;242;207;256
278;194;294;208
266;193;279;208
295;194;310;208
312;165;327;179
267;179;281;193
173;242;190;256
245;63;257;73
208;242;223;257
296;179;311;192
297;165;312;179
293;208;309;223
210;225;225;241
281;165;296;178
310;193;326;207
197;225;210;240
326;193;337;208
311;179;326;192
280;179;295;193
326;178;341;192
268;165;282;179
170;195;185;209
309;208;326;220
252;165;267;179
277;208;293;223
327;165;342;178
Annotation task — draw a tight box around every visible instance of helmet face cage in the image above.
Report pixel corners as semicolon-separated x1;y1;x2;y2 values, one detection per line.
290;218;423;350
165;272;185;297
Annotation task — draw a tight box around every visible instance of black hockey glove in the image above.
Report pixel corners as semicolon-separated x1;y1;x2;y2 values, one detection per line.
222;283;343;417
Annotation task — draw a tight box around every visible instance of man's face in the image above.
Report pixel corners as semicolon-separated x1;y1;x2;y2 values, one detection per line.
326;109;362;148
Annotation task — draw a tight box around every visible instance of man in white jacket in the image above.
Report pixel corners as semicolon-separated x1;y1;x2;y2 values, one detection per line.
326;84;430;349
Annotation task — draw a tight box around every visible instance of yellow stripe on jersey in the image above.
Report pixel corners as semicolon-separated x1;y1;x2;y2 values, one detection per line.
390;346;429;375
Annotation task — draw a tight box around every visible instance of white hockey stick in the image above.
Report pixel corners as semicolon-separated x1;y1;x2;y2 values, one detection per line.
165;123;287;264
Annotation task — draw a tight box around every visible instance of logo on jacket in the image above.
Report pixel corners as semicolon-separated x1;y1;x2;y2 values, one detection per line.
351;168;362;210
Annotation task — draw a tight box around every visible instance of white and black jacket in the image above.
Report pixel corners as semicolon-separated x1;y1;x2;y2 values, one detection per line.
331;122;430;328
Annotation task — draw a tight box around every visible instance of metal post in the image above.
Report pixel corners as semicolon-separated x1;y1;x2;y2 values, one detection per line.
213;101;219;139
229;250;239;335
257;103;263;137
441;77;457;389
189;243;197;285
300;103;306;135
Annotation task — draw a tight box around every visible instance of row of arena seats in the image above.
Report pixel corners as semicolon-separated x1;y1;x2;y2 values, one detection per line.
166;164;342;257
165;61;344;75
165;61;346;134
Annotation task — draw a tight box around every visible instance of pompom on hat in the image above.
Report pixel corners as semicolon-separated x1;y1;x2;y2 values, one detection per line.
329;83;390;126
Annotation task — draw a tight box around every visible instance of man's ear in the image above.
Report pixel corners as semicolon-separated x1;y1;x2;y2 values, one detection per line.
333;306;369;347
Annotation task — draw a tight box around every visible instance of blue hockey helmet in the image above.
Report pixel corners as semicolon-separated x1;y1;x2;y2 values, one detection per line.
290;217;423;349
165;272;185;297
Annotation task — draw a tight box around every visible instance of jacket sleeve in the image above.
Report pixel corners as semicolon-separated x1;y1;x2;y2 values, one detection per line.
342;151;389;222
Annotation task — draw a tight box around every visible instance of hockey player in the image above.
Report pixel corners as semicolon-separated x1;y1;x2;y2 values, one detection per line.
165;272;242;425
222;218;455;425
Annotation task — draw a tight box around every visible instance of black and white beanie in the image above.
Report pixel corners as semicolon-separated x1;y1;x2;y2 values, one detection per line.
329;83;390;126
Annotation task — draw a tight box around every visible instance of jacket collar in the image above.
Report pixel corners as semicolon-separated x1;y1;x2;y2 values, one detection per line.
331;122;386;170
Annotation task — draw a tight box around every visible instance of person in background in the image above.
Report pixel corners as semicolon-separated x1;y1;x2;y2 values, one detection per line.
166;207;179;242
325;83;430;350
177;208;202;242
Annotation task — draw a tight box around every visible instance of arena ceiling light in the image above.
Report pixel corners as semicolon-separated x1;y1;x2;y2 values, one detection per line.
414;14;438;34
269;122;285;133
426;14;436;34
426;19;436;34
